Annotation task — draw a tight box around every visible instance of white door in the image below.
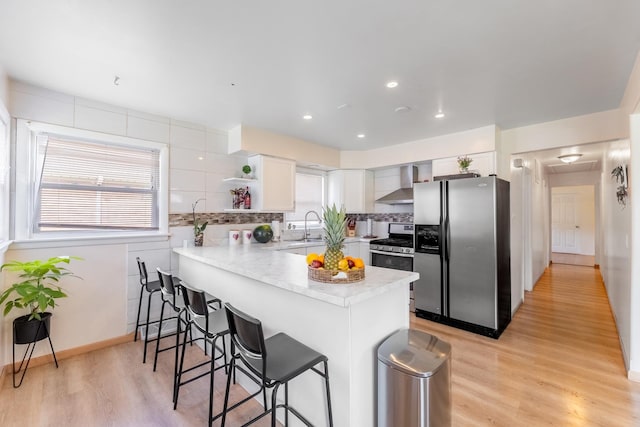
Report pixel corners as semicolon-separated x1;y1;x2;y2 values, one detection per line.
551;194;579;253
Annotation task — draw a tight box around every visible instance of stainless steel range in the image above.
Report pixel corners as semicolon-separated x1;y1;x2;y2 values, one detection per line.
370;223;415;312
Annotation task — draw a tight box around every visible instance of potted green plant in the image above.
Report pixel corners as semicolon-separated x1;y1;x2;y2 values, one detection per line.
192;198;208;246
0;256;81;344
242;164;252;178
457;155;473;173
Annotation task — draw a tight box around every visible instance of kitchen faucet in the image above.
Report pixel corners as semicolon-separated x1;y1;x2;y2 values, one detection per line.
304;210;322;241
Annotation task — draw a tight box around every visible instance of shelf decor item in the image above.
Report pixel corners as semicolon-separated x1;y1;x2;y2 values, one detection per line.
457;155;473;173
0;256;81;387
306;252;365;284
242;164;252;178
229;187;246;209
192;198;208;246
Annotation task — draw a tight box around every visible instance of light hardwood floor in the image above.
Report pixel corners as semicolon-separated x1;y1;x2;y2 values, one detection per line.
1;263;639;426
411;263;640;426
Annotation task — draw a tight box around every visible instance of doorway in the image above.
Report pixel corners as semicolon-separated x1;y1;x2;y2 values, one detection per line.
551;185;596;266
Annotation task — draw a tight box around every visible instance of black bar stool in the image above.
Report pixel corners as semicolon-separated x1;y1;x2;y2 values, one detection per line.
175;282;230;426
221;303;333;427
134;257;165;363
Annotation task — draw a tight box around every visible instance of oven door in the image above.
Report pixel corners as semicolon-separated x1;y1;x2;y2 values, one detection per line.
370;250;415;312
370;250;414;271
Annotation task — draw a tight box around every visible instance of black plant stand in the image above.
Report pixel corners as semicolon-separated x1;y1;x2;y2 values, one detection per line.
12;313;58;388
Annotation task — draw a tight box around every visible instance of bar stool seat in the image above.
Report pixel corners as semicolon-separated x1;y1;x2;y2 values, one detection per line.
134;257;168;364
221;303;333;427
175;282;230;426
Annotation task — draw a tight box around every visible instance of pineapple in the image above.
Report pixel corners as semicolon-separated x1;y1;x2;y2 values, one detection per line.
323;204;347;271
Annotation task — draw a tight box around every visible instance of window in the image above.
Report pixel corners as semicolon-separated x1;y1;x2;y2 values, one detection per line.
15;120;168;240
285;170;325;230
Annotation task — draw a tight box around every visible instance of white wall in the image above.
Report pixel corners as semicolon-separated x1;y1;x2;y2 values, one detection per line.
599;139;632;371
2;245;126;362
2;81;249;362
629;113;640;378
0;65;8;106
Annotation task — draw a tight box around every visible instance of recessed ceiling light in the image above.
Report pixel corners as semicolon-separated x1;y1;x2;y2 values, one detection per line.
394;106;411;113
434;111;445;119
198;156;204;160
303;114;313;120
386;81;398;88
337;103;350;110
357;134;366;139
558;154;582;164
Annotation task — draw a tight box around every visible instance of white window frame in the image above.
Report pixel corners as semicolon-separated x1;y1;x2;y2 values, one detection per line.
14;119;169;241
0;99;9;245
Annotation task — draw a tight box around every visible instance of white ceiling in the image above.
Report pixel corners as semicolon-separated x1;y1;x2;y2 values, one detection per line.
0;1;639;151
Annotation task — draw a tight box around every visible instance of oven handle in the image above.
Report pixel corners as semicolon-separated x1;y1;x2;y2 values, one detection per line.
369;250;415;258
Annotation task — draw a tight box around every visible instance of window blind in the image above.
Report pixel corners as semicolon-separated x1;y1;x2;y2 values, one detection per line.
36;136;160;231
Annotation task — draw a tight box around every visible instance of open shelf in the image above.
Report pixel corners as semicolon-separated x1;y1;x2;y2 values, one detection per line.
223;177;256;183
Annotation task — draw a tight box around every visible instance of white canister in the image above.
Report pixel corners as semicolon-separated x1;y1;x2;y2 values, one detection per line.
242;229;252;244
229;230;240;245
366;218;373;236
271;220;281;242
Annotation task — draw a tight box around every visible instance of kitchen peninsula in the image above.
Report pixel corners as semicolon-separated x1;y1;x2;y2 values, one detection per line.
175;245;419;427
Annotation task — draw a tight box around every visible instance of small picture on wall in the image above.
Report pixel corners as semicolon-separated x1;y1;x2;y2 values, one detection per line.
611;164;629;207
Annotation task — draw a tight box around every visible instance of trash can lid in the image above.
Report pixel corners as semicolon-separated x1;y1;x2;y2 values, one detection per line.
377;328;451;378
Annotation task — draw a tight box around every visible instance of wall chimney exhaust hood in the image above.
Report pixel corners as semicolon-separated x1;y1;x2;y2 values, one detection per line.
375;165;418;204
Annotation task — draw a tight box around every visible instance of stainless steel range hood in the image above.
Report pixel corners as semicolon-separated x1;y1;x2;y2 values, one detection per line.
375;165;418;204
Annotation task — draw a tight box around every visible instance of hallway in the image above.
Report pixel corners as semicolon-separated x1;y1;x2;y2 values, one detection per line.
411;263;640;426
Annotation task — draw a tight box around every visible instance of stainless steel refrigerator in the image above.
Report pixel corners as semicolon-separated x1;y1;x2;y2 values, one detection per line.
413;176;511;338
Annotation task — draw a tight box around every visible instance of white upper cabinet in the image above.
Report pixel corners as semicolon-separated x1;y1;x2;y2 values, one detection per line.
431;152;496;178
327;169;374;213
248;155;296;211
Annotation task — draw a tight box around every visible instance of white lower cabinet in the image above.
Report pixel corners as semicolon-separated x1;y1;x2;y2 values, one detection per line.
359;242;371;265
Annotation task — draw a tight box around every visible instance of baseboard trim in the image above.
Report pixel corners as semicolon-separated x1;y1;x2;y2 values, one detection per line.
594;264;600;269
3;332;135;372
628;370;640;382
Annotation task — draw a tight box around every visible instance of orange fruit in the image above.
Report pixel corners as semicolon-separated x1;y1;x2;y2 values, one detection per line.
354;258;364;269
306;253;320;265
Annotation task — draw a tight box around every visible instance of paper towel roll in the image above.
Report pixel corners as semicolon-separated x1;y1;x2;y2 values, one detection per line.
366;219;373;236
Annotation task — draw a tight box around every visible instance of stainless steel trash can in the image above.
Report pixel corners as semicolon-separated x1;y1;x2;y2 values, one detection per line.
377;328;451;427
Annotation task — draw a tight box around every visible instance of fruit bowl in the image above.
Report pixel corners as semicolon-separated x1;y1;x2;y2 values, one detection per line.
308;266;365;284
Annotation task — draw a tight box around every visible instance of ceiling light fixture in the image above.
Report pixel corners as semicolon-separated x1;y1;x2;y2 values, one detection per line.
386;81;398;88
394;106;411;113
303;114;313;120
558;154;582;164
357;134;366;139
434;111;445;119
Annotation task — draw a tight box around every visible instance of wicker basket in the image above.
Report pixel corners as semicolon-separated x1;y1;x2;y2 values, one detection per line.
308;266;365;284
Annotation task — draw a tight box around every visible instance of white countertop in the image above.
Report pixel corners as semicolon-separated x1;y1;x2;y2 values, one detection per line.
174;245;418;307
261;236;373;251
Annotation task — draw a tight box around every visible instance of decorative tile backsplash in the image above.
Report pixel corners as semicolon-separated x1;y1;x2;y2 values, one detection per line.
347;213;413;223
170;211;411;227
169;212;284;227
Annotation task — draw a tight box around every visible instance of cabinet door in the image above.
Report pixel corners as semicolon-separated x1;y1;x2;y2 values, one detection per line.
359;242;370;265
343;242;360;259
327;170;344;209
261;156;296;211
327;170;373;213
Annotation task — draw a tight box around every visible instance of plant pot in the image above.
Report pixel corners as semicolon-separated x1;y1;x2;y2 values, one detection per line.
13;312;52;345
194;233;204;247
